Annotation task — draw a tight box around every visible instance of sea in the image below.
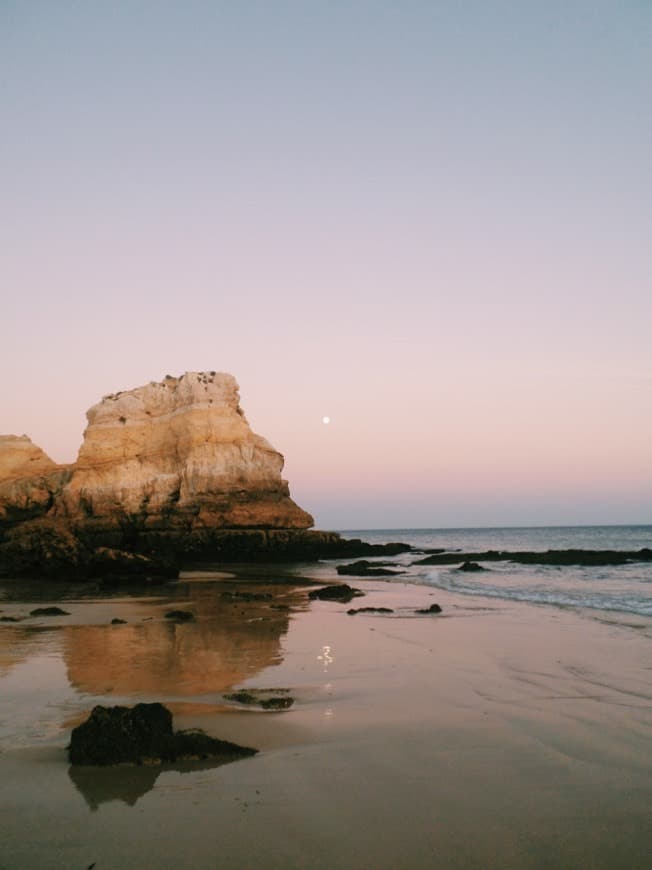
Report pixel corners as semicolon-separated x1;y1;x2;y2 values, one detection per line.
337;525;652;618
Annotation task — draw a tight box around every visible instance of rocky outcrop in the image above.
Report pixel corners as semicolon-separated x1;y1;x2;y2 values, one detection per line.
0;435;69;523
336;559;405;577
0;373;317;576
414;549;652;567
59;372;312;531
68;703;257;766
308;584;365;603
0;372;412;579
0;373;310;537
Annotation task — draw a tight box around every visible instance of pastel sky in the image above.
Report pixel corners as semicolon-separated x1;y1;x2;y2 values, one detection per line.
2;1;651;529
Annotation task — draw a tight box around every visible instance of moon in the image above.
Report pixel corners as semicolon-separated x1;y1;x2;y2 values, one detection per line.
322;416;331;425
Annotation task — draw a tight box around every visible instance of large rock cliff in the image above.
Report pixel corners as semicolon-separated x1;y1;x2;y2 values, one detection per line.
0;372;405;578
59;372;313;531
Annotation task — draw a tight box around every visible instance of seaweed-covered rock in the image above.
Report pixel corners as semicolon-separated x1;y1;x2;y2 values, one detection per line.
414;549;652;567
347;606;394;615
68;703;257;766
223;689;294;710
308;584;365;603
29;606;70;616
164;610;195;622
457;561;486;572
415;603;442;615
336;560;404;577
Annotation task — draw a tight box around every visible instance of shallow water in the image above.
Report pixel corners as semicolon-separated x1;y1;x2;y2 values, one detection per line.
1;564;652;869
339;525;652;617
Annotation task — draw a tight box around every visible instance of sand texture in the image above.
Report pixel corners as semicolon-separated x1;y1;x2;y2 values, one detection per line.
1;572;651;868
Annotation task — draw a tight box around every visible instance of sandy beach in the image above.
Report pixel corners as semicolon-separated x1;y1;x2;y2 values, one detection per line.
1;569;651;869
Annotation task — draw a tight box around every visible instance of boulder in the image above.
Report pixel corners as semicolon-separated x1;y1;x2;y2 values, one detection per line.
223;689;294;710
415;603;443;614
308;584;365;603
29;606;70;616
68;703;257;766
164;610;195;622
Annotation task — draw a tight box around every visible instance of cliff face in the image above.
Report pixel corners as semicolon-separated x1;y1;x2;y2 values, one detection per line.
0;372;328;577
59;372;312;531
0;435;69;523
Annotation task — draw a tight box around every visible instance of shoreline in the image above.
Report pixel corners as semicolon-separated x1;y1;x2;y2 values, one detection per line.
1;571;652;867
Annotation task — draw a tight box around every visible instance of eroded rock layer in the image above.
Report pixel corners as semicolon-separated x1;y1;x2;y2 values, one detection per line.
0;435;69;523
59;372;312;531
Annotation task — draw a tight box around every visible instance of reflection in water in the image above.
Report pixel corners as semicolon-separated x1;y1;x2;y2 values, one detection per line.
68;756;245;810
0;625;59;678
317;644;334;672
64;583;303;698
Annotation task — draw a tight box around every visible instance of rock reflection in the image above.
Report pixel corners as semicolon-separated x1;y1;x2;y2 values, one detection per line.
0;625;57;677
69;757;243;811
64;582;304;697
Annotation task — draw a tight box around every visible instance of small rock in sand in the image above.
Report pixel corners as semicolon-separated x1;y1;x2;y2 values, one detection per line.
164;610;195;622
347;607;394;615
415;603;443;615
308;584;365;603
29;606;70;616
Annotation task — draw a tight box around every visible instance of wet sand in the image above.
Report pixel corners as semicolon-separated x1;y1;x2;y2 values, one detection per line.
1;574;651;868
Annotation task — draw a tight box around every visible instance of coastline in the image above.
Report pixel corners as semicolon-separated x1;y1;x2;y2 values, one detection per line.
2;570;651;868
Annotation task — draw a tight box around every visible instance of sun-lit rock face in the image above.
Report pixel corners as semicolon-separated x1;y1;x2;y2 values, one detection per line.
0;434;57;480
59;372;313;530
0;435;69;522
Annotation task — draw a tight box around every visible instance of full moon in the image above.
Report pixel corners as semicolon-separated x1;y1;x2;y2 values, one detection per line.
322;416;331;425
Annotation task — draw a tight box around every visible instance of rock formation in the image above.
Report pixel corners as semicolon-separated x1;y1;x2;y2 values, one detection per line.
0;435;69;523
0;372;409;578
68;702;257;766
58;371;312;531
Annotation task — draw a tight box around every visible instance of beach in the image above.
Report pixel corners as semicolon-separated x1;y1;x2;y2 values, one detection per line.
1;564;651;869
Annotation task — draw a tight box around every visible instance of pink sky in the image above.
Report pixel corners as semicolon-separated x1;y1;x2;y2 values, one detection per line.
2;3;651;528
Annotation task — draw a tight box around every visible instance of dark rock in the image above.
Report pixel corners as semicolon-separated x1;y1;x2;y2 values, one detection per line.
223;689;294;710
0;519;88;580
0;615;23;622
336;560;405;577
0;518;180;582
29;606;70;616
308;584;365;603
413;549;652;567
164;610;195;622
0;516;415;580
88;547;178;583
347;606;394;615
111;618;127;624
457;561;486;572
415;603;442;614
68;703;257;766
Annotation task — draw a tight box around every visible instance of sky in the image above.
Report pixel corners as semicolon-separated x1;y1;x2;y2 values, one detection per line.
2;1;651;529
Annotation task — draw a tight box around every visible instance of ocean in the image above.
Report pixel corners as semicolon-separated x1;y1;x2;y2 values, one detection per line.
337;525;652;618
